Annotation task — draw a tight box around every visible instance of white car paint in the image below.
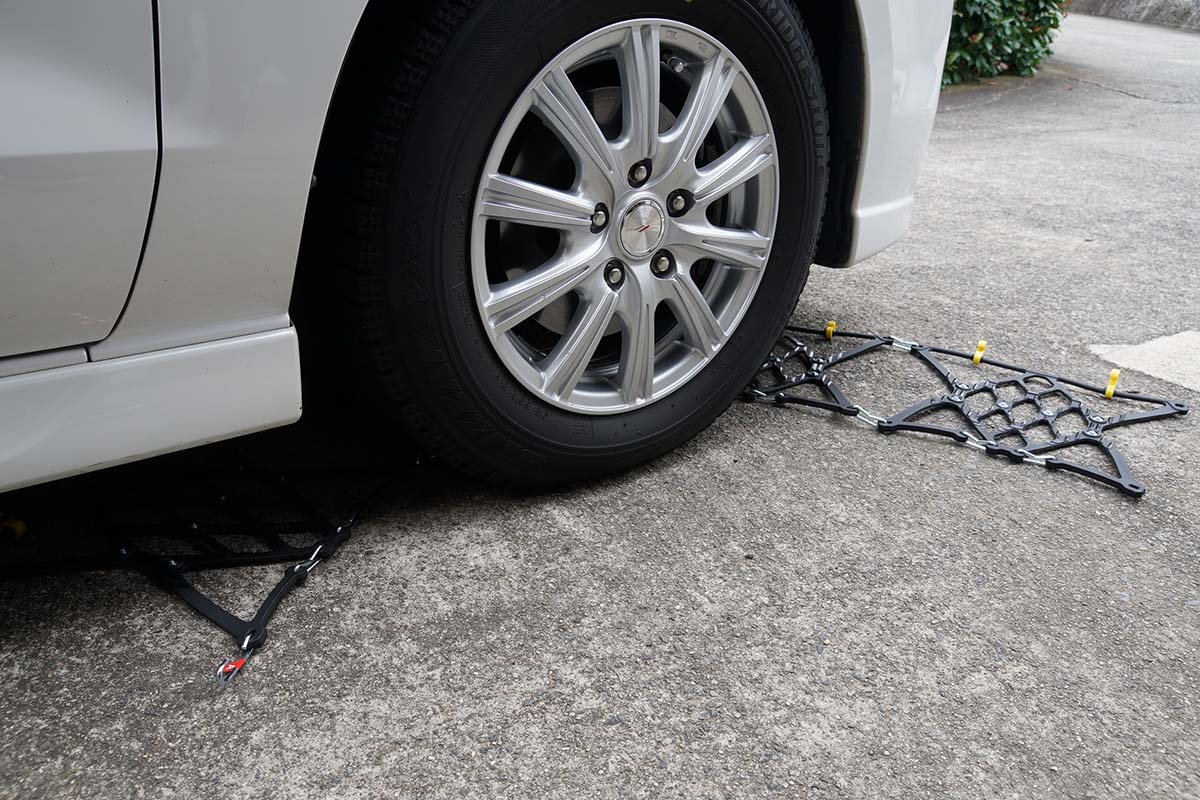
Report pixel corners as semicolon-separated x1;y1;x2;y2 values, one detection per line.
0;330;301;492
89;0;367;360
0;0;158;358
847;0;953;264
0;0;951;493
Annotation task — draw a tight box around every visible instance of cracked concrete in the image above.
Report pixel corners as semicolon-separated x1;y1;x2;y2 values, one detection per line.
1;13;1198;800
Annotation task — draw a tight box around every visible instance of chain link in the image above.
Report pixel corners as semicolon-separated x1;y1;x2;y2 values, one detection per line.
852;405;888;428
293;543;326;575
961;434;989;451
1015;449;1050;466
962;434;1048;465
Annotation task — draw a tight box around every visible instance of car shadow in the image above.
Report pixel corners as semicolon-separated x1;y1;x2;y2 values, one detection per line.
0;419;468;641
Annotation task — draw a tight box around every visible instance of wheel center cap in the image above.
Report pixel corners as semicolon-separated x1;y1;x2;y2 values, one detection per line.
618;199;666;258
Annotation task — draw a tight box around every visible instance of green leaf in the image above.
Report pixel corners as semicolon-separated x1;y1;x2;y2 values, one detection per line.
943;0;1066;85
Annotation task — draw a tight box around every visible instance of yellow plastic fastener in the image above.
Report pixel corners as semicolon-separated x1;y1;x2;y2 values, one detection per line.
1105;368;1120;399
0;516;27;537
973;340;988;365
824;320;837;341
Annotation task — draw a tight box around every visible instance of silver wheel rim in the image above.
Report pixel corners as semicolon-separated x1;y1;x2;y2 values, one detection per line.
471;18;779;414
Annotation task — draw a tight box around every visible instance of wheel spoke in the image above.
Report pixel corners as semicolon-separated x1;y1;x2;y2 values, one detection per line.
691;134;774;206
479;173;596;229
658;52;738;179
670;221;770;271
541;290;620;400
661;272;726;356
483;252;595;334
618;23;661;162
617;286;657;404
533;67;619;183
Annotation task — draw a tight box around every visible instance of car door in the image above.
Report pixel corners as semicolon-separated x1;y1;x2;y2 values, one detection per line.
0;1;158;359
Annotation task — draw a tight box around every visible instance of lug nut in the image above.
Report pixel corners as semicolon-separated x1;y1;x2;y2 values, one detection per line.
651;251;674;277
590;203;609;232
605;260;625;287
667;189;692;217
628;160;652;187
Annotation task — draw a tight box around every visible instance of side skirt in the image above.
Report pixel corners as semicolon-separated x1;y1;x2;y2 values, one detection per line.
0;328;302;493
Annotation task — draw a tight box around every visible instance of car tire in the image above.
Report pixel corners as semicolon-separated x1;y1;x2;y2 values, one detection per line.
322;0;828;488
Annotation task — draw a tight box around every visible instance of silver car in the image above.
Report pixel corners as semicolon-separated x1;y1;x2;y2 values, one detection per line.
0;0;952;492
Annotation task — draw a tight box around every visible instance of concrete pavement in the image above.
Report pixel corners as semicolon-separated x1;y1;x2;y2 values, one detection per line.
2;14;1198;799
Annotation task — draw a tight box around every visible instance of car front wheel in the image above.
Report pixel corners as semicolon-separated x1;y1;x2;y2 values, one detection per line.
329;0;828;487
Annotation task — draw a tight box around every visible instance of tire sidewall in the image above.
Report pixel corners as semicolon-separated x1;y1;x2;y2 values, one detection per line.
384;0;826;477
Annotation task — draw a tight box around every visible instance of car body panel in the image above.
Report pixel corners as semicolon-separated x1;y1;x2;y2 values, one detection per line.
0;0;158;358
0;347;87;381
0;0;951;493
0;329;301;493
845;0;953;264
88;0;368;360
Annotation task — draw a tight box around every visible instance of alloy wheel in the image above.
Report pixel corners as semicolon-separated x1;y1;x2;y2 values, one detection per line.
471;19;779;414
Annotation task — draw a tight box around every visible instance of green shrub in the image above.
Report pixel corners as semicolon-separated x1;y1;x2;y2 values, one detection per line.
944;0;1068;85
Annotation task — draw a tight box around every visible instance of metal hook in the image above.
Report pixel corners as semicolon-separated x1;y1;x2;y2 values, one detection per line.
215;649;253;689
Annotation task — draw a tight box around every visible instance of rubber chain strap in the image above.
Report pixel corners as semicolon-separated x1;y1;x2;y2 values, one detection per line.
745;325;1189;498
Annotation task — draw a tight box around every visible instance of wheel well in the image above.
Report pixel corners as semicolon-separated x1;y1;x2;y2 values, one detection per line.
295;0;866;340
291;0;449;399
790;0;865;267
299;0;446;217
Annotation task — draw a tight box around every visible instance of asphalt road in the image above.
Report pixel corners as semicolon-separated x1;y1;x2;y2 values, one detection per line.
2;14;1198;799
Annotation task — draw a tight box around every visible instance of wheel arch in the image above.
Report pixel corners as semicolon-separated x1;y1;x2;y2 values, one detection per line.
788;0;866;268
291;0;459;406
291;0;866;376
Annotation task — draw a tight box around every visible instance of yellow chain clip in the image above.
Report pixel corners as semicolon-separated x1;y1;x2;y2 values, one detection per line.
1105;368;1120;399
973;340;988;365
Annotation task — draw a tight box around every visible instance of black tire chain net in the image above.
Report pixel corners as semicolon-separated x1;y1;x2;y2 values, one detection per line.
746;326;1189;497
